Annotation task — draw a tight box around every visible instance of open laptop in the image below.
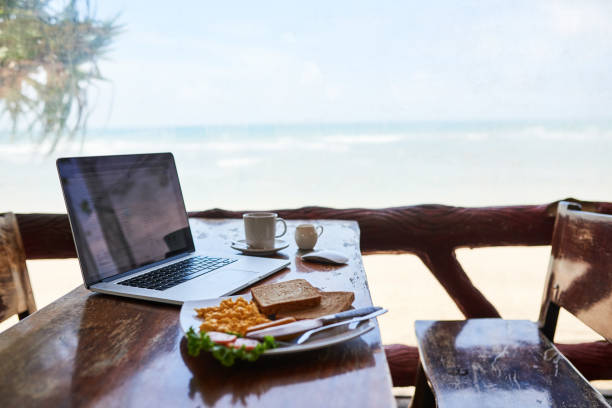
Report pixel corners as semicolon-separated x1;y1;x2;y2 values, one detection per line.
57;153;289;304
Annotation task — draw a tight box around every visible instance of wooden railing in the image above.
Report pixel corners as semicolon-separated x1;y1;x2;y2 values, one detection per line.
13;198;612;386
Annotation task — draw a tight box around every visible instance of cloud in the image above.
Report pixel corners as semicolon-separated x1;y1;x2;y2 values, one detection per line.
281;32;297;44
299;61;322;85
216;157;261;168
544;1;612;36
84;2;612;126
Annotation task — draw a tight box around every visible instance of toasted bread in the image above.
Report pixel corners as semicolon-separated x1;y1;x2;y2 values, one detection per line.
276;291;355;320
251;279;321;315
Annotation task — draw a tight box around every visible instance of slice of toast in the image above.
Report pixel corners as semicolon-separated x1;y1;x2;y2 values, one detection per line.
275;291;355;320
251;279;321;315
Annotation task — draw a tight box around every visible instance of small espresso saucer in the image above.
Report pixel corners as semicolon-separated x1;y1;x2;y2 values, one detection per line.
231;239;289;256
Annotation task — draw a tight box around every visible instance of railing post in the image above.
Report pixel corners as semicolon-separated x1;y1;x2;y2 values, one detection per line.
417;248;500;318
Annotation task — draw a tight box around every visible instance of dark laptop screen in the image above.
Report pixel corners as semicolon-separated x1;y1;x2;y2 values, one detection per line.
57;153;194;285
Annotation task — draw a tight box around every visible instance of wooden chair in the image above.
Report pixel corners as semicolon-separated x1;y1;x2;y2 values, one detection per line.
411;202;612;408
0;212;36;323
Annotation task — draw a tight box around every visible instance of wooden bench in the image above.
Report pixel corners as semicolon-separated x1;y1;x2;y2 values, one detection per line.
411;202;612;407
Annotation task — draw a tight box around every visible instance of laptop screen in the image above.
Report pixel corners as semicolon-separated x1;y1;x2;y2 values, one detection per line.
57;153;195;286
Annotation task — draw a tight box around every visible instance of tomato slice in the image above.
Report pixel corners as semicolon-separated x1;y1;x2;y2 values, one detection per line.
207;331;237;345
232;338;260;351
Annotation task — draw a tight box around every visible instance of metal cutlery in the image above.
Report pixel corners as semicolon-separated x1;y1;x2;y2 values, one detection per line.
295;308;387;345
246;306;383;341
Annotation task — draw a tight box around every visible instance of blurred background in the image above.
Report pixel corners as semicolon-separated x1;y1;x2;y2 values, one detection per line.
1;0;611;393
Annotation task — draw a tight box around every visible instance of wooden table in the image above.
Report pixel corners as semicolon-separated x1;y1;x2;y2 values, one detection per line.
0;219;394;407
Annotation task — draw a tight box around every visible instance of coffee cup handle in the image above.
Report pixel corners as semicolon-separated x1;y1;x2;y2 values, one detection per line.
275;218;287;238
316;225;324;237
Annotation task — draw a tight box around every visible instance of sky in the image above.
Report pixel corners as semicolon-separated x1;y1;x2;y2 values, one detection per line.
83;0;612;128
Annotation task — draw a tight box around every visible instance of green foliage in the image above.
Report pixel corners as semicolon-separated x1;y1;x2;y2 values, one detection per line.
0;0;119;151
185;327;278;367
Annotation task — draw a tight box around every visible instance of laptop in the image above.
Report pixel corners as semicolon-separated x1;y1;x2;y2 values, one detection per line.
57;153;289;304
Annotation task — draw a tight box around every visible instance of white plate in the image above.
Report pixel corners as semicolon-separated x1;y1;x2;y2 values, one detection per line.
180;295;375;355
230;239;289;256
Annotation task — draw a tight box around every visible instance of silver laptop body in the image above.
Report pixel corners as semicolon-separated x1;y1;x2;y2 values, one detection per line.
57;153;289;305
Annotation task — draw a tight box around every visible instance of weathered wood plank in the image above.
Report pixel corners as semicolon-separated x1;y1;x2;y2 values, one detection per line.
0;216;19;320
16;200;612;260
539;202;612;342
385;340;612;387
0;213;36;322
384;344;419;386
415;319;610;408
15;213;76;259
557;341;612;380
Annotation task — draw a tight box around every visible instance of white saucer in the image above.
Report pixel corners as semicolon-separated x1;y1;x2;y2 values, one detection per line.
231;239;289;255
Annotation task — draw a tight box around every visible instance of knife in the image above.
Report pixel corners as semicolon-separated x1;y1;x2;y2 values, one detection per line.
246;306;382;340
295;308;387;344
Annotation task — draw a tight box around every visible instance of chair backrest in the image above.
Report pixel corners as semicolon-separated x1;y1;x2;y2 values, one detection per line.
538;201;612;342
0;212;36;322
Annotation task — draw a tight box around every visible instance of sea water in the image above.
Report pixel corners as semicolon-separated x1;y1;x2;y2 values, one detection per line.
1;120;611;212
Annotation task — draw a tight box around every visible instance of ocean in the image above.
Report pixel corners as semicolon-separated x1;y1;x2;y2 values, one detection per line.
2;120;611;213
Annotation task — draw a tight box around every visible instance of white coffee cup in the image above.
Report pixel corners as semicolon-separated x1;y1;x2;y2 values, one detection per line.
243;212;287;249
295;223;324;250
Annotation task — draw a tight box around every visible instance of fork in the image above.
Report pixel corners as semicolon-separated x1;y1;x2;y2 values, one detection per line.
295;308;388;345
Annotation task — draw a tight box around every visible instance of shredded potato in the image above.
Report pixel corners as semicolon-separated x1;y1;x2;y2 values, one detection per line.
195;297;269;336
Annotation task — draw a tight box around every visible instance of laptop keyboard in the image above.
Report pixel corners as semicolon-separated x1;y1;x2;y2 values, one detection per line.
118;256;238;291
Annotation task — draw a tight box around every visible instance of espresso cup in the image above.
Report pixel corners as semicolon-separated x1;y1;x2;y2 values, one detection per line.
243;212;287;249
295;223;324;250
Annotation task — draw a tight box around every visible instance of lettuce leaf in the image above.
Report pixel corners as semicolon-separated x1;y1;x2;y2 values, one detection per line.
186;327;277;367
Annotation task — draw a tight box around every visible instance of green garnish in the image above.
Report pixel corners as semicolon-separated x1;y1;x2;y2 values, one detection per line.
185;327;277;367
